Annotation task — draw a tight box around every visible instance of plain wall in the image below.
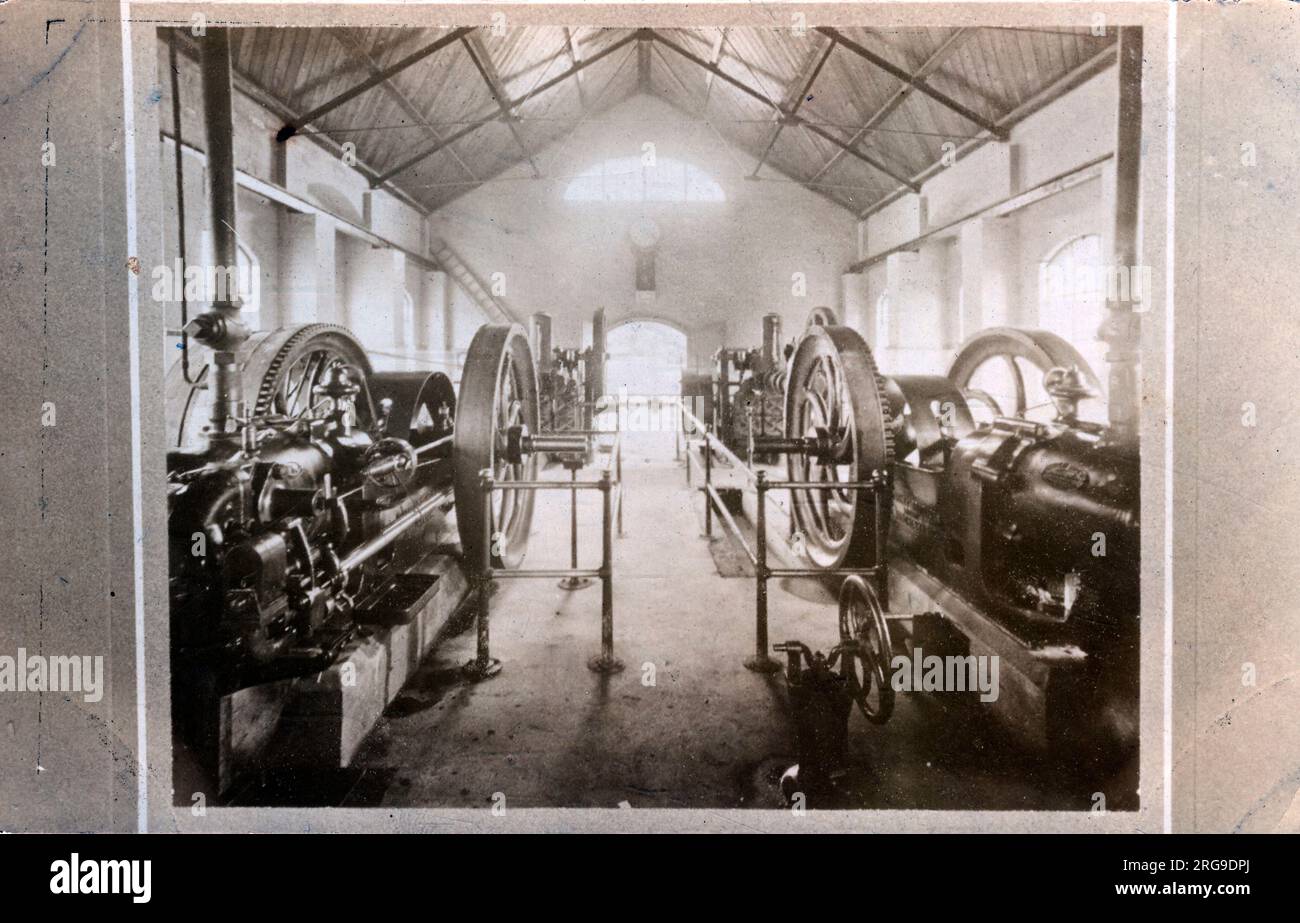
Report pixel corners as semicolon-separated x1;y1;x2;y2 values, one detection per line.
428;93;859;370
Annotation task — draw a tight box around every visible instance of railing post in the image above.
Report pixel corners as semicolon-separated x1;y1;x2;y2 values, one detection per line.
588;469;624;674
559;464;592;590
745;470;782;673
463;469;502;679
703;426;713;537
872;469;890;608
616;433;625;537
674;399;681;461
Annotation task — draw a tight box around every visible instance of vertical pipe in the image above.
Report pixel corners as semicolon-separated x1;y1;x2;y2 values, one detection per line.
200;28;240;309
197;27;247;437
761;313;782;367
1101;26;1144;445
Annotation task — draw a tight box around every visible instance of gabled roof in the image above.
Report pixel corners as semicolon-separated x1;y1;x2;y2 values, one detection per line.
210;25;1117;216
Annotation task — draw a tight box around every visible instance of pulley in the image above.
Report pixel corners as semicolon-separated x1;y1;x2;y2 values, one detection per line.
781;324;894;570
452;324;541;571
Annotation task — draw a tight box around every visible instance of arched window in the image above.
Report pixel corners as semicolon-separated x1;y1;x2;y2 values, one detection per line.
235;241;260;316
874;291;891;349
564;156;725;203
401;289;416;351
1038;234;1104;355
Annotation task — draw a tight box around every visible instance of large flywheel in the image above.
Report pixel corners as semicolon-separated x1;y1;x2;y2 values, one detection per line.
784;325;894;570
165;324;374;449
453;324;540;571
947;327;1103;423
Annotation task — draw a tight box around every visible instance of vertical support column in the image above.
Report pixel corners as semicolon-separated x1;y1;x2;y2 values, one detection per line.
463;470;502;680
745;471;781;673
588;469;624;674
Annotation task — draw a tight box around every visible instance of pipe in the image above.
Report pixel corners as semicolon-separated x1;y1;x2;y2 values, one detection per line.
192;27;249;437
1100;27;1144;445
336;488;448;574
761;313;782;367
200;29;241;315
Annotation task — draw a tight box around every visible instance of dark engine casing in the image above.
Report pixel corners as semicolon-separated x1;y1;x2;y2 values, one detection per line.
167;372;454;695
888;374;1140;758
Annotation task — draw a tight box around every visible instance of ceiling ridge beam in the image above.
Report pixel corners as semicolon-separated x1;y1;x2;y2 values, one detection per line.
809;26;972;184
277;27;474;142
648;30;919;192
373;30;643;187
816;27;1009;141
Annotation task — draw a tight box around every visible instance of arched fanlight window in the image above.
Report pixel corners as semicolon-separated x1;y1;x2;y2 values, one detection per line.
1038;234;1104;347
235;240;260;316
564;156;725;203
1037;233;1108;388
402;289;416;350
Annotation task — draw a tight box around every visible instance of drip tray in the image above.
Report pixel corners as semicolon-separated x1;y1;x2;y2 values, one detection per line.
356;572;441;627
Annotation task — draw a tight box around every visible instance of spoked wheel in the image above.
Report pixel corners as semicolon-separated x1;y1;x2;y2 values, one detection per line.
947;327;1102;422
165;324;373;448
453;324;540;571
838;576;895;724
784;325;894;570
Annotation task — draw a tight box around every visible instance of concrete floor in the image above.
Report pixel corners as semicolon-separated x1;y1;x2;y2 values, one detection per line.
239;428;1136;811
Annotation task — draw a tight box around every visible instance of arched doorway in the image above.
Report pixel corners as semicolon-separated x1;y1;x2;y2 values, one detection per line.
605;318;688;397
602;318;688;456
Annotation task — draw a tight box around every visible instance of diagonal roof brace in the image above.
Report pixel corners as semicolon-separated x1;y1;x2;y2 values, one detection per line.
330;29;479;184
817;27;1009;141
648;30;920;192
461;32;543;178
277;27;474;142
809;27;973;185
373;30;644;187
752;36;835;177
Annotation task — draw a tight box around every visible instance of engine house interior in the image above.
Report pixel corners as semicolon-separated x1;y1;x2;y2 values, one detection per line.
152;19;1147;813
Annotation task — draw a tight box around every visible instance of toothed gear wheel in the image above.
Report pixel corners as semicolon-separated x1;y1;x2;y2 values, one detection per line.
248;324;374;422
164;324;374;447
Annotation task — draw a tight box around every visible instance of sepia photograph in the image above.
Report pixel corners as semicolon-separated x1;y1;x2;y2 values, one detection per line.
1;0;1297;879
144;14;1147;813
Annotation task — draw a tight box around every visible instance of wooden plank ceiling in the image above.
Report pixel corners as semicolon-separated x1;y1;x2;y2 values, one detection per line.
218;25;1116;216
